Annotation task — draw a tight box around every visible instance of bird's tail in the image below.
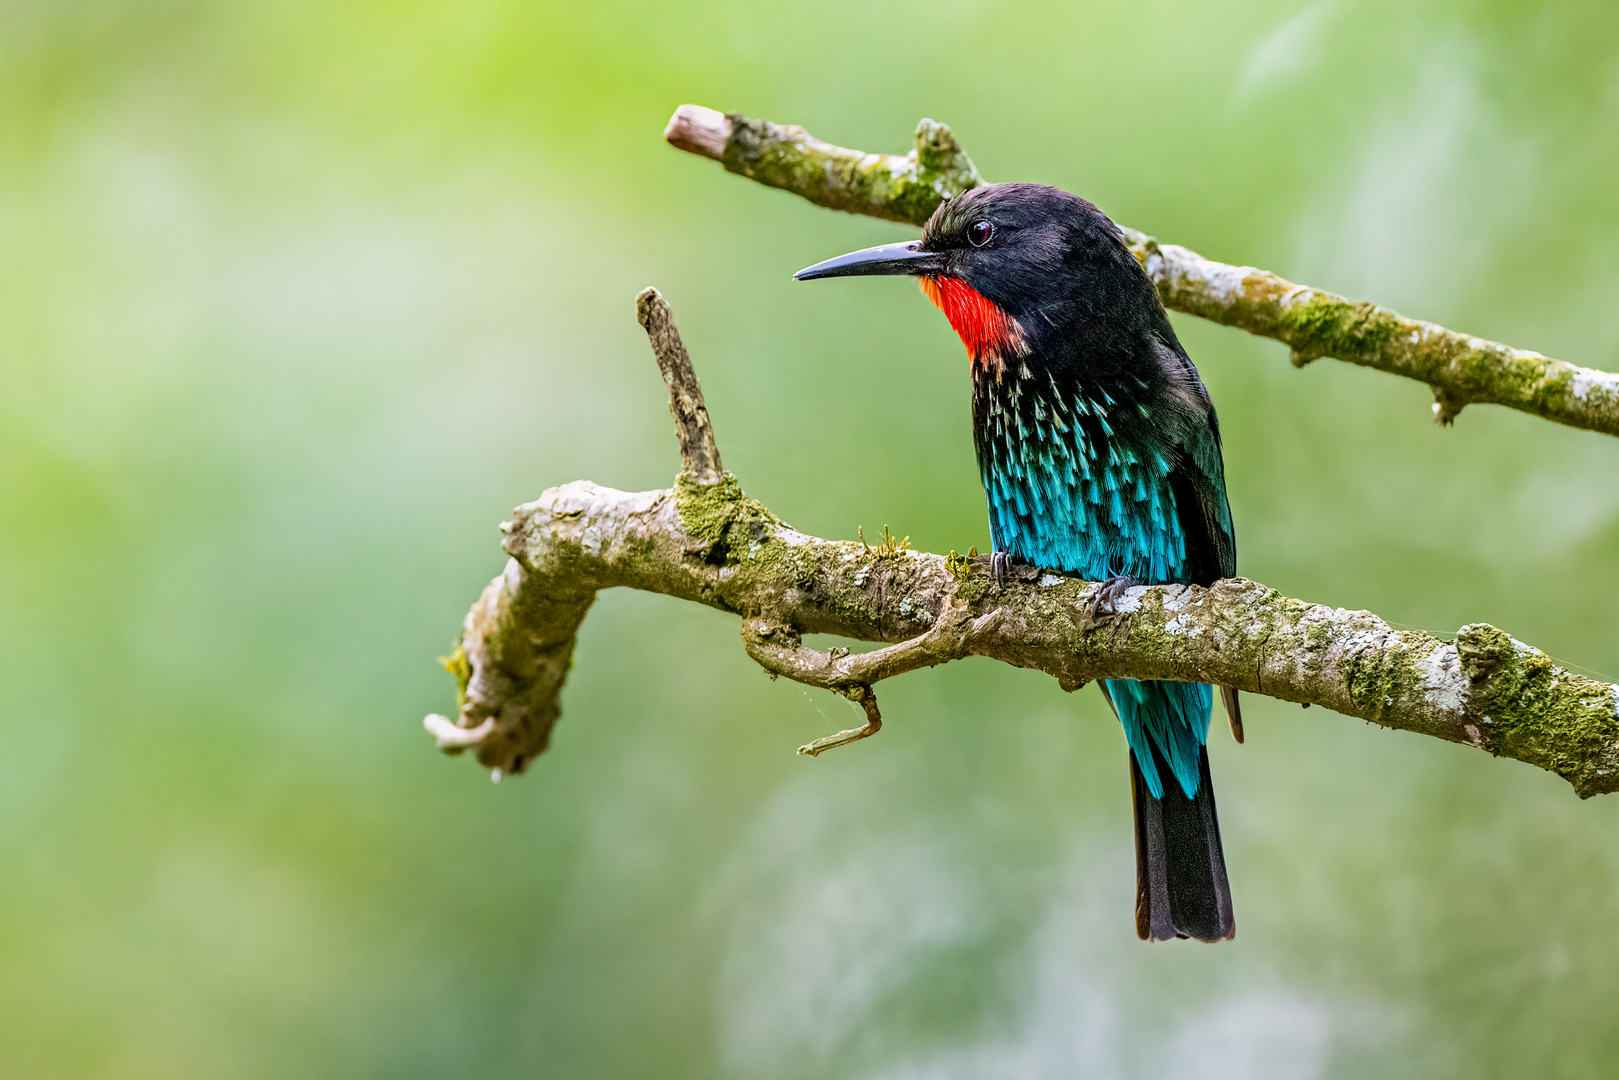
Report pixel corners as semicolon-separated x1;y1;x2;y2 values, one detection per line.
1131;739;1235;942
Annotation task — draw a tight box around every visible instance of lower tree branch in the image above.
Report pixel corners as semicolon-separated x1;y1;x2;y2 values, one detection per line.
427;291;1619;798
664;105;1619;439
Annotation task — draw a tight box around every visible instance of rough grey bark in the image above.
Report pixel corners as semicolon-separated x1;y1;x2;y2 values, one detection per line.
663;105;1619;438
426;290;1619;798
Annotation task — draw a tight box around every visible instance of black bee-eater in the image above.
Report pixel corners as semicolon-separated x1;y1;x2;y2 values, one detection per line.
796;183;1239;941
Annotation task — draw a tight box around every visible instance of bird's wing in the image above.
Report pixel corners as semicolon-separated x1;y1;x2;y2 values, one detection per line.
1151;335;1236;585
1169;418;1237;584
1151;332;1245;743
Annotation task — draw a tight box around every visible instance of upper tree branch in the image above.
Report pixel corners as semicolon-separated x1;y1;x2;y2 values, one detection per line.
665;105;1619;438
427;290;1619;799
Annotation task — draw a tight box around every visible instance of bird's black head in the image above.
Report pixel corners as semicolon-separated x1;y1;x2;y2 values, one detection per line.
796;183;1162;364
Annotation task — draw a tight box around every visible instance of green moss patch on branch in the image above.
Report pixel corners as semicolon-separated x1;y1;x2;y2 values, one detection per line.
721;113;981;224
666;105;980;225
1457;624;1619;798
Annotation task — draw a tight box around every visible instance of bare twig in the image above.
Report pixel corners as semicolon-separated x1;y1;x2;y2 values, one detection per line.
636;287;723;483
797;689;882;757
664;105;1619;438
740;607;1004;755
427;291;1619;799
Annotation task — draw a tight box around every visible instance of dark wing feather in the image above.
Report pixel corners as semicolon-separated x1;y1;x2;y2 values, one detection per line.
1153;331;1243;740
1154;341;1235;584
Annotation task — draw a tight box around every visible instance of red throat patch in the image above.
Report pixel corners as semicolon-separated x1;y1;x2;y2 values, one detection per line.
919;275;1019;363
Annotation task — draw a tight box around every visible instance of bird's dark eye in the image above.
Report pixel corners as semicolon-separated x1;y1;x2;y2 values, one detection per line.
968;220;993;247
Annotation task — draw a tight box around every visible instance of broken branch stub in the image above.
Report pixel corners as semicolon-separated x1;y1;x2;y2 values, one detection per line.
636;287;723;483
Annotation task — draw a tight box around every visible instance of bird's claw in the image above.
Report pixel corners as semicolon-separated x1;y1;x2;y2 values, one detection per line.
1087;574;1139;620
991;551;1013;585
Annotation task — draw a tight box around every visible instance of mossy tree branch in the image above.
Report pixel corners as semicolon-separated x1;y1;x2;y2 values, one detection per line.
426;290;1619;798
664;105;1619;438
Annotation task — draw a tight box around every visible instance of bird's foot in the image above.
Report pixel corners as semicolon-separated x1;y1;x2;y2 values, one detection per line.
991;551;1014;585
1087;574;1140;620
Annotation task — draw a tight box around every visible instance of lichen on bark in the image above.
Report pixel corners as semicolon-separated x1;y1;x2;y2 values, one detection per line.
710;111;981;225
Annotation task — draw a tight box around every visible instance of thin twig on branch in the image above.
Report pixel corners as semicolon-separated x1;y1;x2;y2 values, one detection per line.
426;291;1619;799
663;105;1619;439
636;287;723;484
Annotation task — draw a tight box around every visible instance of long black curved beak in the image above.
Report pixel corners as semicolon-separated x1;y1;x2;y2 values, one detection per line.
794;240;944;281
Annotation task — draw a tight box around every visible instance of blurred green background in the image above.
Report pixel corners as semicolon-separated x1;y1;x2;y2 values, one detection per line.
4;1;1619;1076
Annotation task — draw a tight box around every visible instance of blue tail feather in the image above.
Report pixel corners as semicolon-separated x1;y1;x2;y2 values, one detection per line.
1106;678;1211;800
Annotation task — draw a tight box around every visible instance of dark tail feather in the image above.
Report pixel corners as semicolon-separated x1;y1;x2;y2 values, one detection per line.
1132;743;1235;942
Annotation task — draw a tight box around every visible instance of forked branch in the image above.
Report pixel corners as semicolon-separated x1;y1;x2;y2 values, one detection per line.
426;291;1619;798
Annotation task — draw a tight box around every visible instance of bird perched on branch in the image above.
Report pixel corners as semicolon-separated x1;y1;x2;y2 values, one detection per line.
795;183;1240;942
